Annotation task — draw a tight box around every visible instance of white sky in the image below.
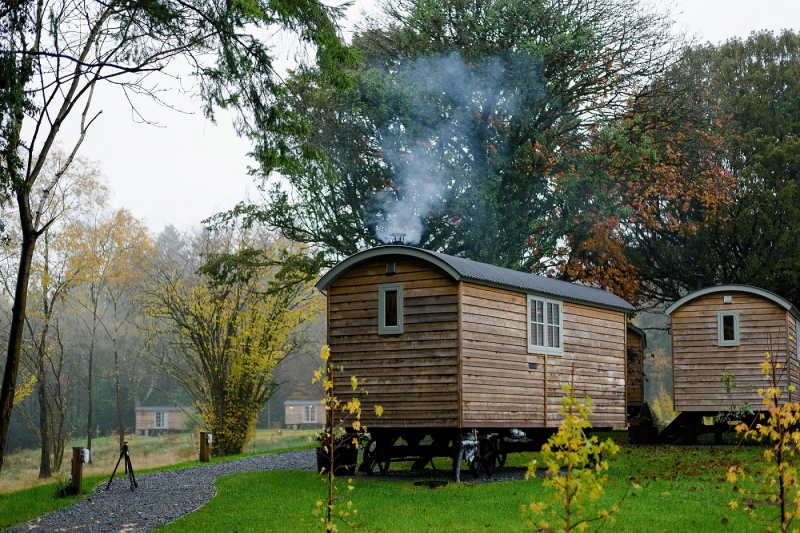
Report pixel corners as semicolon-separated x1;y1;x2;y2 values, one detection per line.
72;0;800;235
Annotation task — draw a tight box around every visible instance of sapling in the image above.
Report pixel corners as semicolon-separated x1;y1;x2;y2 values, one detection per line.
522;382;622;532
312;345;382;532
727;349;800;533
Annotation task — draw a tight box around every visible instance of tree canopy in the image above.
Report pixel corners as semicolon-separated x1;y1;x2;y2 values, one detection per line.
241;0;689;274
623;31;800;306
147;228;321;456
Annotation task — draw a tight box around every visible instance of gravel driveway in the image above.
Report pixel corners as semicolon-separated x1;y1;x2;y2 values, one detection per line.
7;449;317;533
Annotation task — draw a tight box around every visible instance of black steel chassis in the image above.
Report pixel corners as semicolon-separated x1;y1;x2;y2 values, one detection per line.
357;427;555;482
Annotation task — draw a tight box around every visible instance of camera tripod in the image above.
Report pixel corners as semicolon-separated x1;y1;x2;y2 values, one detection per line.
106;441;138;491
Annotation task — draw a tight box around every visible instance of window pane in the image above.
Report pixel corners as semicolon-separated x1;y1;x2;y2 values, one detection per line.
547;303;561;348
530;299;545;347
385;290;398;327
532;323;544;346
722;314;735;341
548;303;560;326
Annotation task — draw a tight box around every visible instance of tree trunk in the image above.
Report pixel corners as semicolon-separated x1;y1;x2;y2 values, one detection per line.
86;287;98;457
36;353;52;479
0;225;38;474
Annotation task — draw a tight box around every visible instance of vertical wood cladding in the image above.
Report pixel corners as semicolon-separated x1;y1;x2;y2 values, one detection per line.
671;292;795;412
626;330;645;409
327;256;460;428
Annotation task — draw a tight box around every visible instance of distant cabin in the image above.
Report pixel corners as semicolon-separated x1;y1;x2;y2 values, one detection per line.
316;245;635;431
284;400;324;429
626;324;647;416
134;406;189;435
666;285;800;413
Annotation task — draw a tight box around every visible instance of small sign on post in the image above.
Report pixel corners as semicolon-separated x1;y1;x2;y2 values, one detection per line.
199;432;212;462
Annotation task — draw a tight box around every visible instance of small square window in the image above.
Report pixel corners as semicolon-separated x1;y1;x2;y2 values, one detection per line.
378;283;403;334
718;311;740;346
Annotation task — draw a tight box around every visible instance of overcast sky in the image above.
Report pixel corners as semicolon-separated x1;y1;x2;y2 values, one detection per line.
72;0;800;235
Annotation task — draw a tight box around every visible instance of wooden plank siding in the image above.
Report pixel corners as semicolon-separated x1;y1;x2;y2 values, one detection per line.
547;303;627;428
459;283;545;427
327;256;460;428
671;292;796;412
458;283;626;429
326;254;629;431
626;330;645;408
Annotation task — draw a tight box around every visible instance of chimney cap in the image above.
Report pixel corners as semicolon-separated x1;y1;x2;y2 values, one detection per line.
389;233;406;245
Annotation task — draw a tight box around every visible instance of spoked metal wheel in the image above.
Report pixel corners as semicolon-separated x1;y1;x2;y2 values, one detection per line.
492;435;507;467
360;438;391;475
468;438;497;478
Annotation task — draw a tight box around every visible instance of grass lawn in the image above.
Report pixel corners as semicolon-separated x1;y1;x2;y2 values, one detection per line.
1;430;789;532
159;440;781;532
0;428;318;529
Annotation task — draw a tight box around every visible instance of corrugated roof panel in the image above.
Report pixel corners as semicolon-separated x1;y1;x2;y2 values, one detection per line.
317;245;634;313
425;250;634;312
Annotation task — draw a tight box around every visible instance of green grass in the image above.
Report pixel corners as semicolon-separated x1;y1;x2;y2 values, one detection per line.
159;442;779;532
0;429;317;529
0;478;97;529
2;431;790;532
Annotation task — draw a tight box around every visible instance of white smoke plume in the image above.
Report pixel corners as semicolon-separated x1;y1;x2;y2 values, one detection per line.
371;143;444;245
366;52;520;246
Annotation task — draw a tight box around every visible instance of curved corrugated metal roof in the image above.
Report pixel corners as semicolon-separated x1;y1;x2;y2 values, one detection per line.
316;245;634;313
665;284;800;320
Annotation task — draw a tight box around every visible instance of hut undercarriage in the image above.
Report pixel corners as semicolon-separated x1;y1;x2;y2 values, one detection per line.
357;427;557;481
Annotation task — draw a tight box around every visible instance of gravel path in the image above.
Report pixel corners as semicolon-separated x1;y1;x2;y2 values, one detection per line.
7;449;317;533
7;450;531;532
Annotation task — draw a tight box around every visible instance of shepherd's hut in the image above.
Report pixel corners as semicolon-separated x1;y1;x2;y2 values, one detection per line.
661;285;800;443
315;244;634;475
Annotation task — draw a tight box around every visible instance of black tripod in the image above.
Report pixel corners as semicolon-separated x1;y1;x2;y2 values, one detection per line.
106;441;138;491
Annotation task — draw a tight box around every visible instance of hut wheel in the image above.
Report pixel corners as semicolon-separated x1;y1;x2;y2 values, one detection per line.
492;435;507;467
468;438;496;478
360;438;391;475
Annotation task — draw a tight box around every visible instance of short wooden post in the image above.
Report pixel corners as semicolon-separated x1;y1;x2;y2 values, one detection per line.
199;432;211;462
71;447;83;494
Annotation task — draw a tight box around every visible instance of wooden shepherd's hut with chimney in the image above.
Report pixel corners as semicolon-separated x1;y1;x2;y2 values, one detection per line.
316;244;635;477
660;285;800;443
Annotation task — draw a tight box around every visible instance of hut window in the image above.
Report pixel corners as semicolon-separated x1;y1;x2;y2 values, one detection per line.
717;311;740;346
155;411;168;429
527;296;563;355
303;405;317;423
378;283;404;335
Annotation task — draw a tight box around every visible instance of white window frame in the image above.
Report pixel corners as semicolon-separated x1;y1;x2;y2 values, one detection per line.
527;295;564;355
154;411;168;429
378;283;404;335
303;405;317;423
717;311;740;347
